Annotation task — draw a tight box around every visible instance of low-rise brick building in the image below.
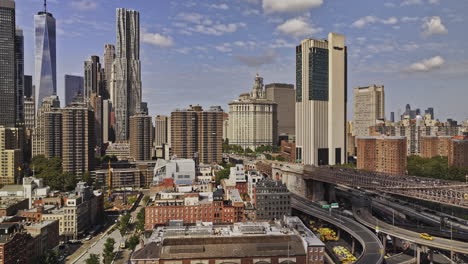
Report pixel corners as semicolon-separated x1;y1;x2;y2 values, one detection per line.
133;216;325;264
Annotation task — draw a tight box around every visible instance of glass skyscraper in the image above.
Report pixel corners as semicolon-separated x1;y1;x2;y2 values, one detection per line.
64;75;84;106
34;8;56;112
0;0;17;127
15;26;24;126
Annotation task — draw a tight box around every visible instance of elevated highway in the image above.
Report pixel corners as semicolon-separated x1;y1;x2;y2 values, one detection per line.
291;194;384;264
352;206;468;255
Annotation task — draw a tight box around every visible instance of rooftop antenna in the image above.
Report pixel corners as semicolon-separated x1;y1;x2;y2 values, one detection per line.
44;0;47;13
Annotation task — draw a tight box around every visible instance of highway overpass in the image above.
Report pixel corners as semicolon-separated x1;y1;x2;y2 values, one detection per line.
352;206;468;256
291;194;385;264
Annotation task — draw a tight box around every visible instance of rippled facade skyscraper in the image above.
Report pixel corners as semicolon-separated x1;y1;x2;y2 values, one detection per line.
111;8;142;141
34;6;56;112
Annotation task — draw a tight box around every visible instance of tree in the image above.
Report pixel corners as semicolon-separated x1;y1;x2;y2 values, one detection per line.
82;171;93;186
39;250;58;264
407;155;468;181
118;214;131;236
215;168;230;184
142;195;150;205
103;237;116;264
127;235;140;251
135;208;145;232
85;254;100;264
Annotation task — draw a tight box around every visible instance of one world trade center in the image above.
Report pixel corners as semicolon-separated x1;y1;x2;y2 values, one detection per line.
34;0;56;111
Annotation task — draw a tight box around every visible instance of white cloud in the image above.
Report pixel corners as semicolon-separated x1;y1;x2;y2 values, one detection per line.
401;0;439;6
175;13;246;36
351;16;398;28
401;16;419;22
215;43;233;53
406;56;445;72
384;2;396;7
70;0;97;10
276;17;322;37
209;4;229;10
270;39;296;48
382;17;398;25
175;47;192;54
351;16;378;28
263;0;323;14
242;9;261;16
234;49;278;67
422;16;448;37
141;33;174;48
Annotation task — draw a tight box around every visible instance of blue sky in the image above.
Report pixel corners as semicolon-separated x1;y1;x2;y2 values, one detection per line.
16;0;468;122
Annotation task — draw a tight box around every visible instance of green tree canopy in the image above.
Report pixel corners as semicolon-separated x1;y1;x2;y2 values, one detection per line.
127;235;140;251
407;155;468;181
85;254;100;264
103;237;116;264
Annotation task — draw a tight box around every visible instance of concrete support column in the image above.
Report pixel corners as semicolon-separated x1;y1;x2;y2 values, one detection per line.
337;229;341;240
381;234;387;249
429;249;434;264
351;238;355;255
416;245;421;264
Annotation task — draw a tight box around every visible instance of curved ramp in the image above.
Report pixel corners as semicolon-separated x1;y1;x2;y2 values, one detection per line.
291;195;384;264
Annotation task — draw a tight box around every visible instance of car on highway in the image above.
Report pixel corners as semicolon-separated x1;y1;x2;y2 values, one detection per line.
419;233;433;240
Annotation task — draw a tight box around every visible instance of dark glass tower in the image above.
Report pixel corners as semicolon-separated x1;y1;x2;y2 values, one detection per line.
0;0;16;127
64;75;84;106
34;1;56;111
15;26;24;126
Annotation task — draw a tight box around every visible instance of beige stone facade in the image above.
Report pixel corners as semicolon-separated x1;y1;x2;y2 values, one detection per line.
228;74;278;150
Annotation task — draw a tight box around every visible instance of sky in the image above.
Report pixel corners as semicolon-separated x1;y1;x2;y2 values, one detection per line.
15;0;468;122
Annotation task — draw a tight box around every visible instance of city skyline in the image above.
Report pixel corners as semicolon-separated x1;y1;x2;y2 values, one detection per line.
13;0;468;122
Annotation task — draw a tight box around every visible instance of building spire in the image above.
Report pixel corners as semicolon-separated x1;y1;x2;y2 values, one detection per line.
44;0;47;13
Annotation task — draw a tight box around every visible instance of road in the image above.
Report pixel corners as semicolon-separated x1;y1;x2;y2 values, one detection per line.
67;191;147;264
70;227;122;264
291;194;385;264
353;206;468;255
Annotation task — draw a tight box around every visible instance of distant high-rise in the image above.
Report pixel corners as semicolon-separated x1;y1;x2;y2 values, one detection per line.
102;100;112;143
265;83;295;140
64;75;84;106
357;136;407;175
34;2;56;111
62;96;95;176
425;107;435;120
0;126;22;185
295;33;347;165
32;95;62;158
15;26;24;126
130;114;152;161
0;0;17;127
154;115;170;146
112;8;142;141
24;98;35;130
24;75;33;98
103;44;115;99
171;105;223;164
84;56;103;99
390;112;395;123
228;74;278;150
353;85;385;137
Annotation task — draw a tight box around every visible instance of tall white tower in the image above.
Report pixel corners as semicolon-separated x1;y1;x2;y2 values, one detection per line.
295;33;347;166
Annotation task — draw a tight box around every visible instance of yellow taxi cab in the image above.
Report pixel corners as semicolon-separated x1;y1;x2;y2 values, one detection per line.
419;233;433;240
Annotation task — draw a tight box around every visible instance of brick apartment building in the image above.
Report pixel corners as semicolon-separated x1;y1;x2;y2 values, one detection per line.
449;136;468;168
420;136;452;158
144;190;243;230
357;136;407;175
